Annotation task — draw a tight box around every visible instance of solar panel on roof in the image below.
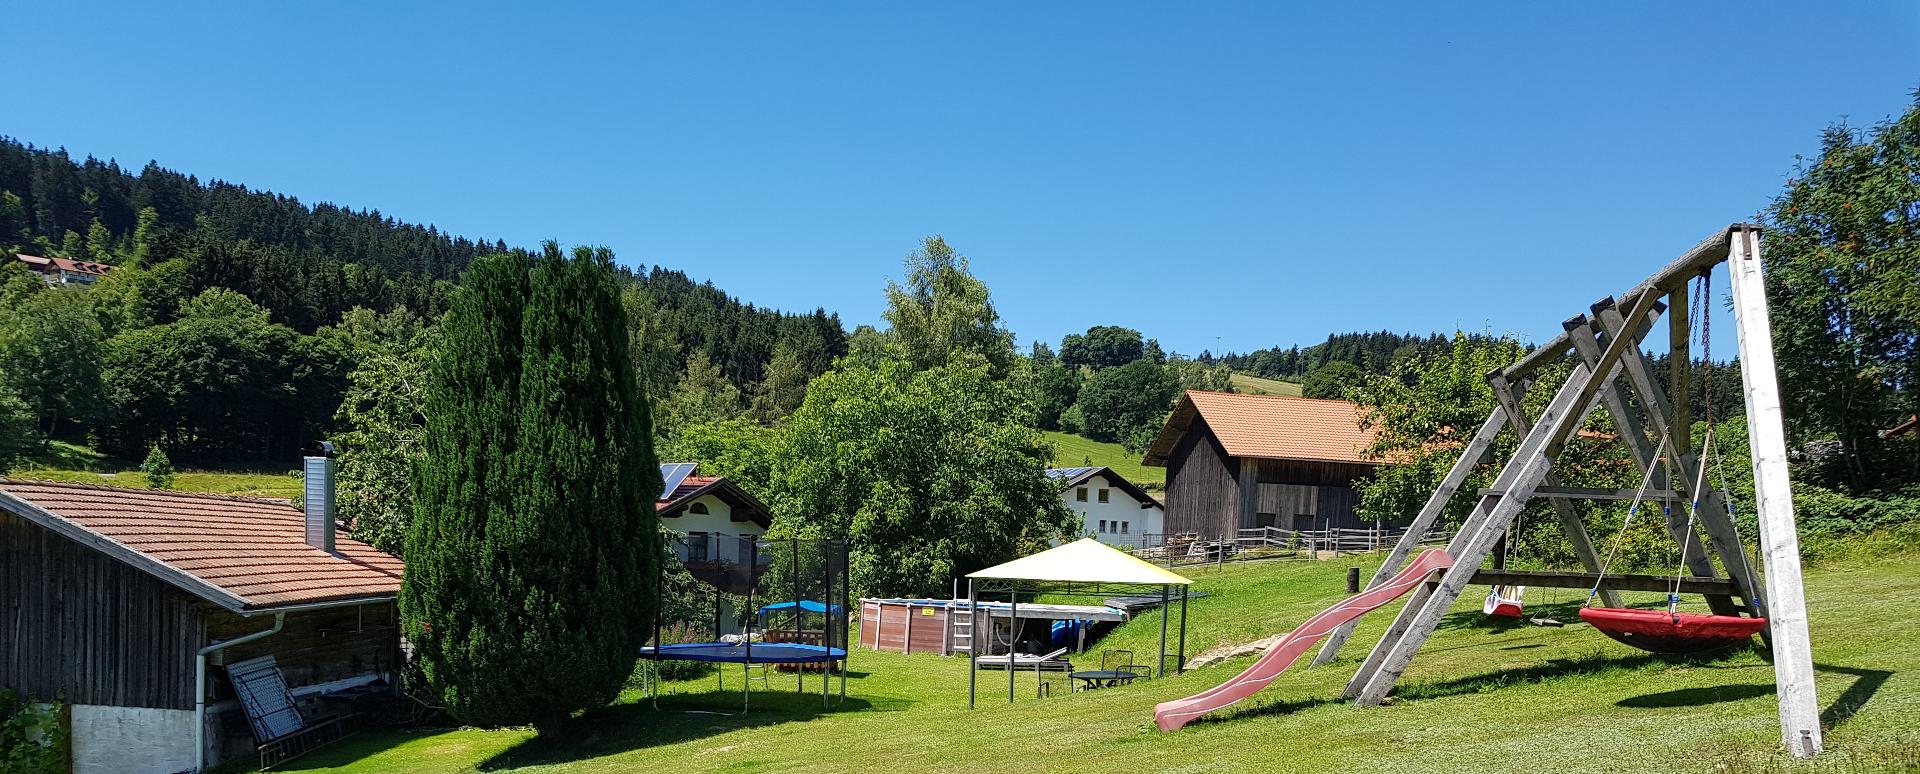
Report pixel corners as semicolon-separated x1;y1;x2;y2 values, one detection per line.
659;462;698;497
1045;467;1096;481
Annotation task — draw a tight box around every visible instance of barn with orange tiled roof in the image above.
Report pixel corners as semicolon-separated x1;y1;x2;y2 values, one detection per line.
0;452;401;773
1142;390;1390;537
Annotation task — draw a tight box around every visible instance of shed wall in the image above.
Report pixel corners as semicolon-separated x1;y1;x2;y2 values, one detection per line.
1162;416;1238;537
0;510;205;709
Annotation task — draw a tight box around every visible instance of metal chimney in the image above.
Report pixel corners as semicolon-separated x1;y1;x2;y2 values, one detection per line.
302;441;337;554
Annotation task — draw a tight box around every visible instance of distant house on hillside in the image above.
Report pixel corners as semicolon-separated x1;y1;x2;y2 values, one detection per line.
655;462;772;537
14;253;115;285
1045;466;1163;547
0;455;401;774
1142;390;1386;537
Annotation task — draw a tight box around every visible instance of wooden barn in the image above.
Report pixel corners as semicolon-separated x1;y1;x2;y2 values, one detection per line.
0;453;402;774
1142;390;1387;537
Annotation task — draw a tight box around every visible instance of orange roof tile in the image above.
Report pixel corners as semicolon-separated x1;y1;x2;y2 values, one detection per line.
0;480;401;612
1143;390;1381;467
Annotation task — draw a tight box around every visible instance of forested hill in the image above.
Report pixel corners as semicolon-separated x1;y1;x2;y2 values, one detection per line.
0;137;846;463
1216;331;1464;378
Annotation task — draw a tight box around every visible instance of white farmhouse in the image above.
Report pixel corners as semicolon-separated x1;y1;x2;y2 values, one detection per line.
1046;466;1164;548
654;462;772;537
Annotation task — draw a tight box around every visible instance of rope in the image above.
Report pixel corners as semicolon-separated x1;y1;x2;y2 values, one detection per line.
1586;434;1672;608
1668;430;1715;620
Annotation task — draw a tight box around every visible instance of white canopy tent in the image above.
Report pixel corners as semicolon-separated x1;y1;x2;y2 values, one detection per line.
965;538;1194;707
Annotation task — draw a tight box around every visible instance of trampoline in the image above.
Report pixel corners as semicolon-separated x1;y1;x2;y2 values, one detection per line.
640;642;848;664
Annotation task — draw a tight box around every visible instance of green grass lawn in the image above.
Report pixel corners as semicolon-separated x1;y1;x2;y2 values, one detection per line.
1042;431;1163;488
1229;372;1303;397
8;440;305;499
283;543;1920;773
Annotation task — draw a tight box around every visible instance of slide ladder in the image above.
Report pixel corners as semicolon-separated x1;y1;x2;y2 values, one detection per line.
1153;548;1455;731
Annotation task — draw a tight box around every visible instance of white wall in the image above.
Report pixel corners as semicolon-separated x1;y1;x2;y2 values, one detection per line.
663;494;765;537
70;704;196;774
1062;472;1163;548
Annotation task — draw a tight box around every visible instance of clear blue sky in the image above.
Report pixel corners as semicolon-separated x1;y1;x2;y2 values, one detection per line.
7;3;1917;356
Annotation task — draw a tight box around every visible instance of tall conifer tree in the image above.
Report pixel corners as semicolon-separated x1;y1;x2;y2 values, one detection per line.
401;245;659;731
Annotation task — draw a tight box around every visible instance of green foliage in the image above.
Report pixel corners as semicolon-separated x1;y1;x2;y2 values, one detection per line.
656;352;741;440
772;359;1074;597
333;307;433;555
99;288;325;460
402;246;659;731
1761;95;1920;493
140;445;173;489
659;417;779;495
0;390;35;474
1026;359;1081;431
1166;356;1234;393
1301;360;1367;400
0;288;104;437
0;690;66;774
879;236;1016;377
1075;357;1179;451
1060;325;1146;370
1220;330;1463;379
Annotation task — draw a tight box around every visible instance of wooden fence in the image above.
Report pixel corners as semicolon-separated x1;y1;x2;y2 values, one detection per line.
1120;527;1451;569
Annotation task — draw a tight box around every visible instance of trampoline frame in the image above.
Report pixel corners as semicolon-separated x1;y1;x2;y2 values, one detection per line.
645;535;850;715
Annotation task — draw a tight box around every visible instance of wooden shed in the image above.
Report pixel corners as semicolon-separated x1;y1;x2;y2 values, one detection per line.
1142;390;1388;538
0;467;402;774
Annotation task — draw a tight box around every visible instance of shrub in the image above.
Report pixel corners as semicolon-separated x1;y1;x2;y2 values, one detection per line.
0;690;66;774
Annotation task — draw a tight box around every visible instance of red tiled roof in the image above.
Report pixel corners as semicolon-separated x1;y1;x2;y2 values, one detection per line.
659;475;721;509
15;254;114;277
0;480;401;612
1143;390;1381;467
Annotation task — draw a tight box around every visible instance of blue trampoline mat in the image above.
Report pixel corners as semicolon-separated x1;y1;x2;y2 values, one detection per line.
640;642;847;664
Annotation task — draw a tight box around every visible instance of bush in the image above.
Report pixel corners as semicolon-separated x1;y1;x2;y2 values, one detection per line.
0;690;66;774
141;445;174;489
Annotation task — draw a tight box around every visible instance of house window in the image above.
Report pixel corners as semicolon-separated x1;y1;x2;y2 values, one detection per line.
689;501;709;515
1097;489;1110;503
1121;521;1129;534
1099;519;1108;533
1076;487;1088;502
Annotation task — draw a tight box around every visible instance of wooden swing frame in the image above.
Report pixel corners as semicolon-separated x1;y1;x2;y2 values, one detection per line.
1308;224;1824;758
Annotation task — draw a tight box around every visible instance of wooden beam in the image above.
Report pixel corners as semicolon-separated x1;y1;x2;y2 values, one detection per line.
1311;408;1507;668
1726;226;1822;757
1484;369;1622;609
1501;226;1738;381
1668;288;1692;458
1349;362;1599;706
1479;486;1684;501
1591;299;1759;620
1469;569;1743;597
1543;291;1661;459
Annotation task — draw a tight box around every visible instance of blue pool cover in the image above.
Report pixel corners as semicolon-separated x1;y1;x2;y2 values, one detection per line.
639;642;847;664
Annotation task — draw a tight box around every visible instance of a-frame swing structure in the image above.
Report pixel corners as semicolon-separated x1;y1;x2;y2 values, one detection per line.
1310;224;1823;758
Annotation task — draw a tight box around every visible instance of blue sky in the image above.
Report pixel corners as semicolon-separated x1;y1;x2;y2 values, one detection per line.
6;3;1917;356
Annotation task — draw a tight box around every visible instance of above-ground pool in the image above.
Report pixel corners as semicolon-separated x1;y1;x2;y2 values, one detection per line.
639;642;847;664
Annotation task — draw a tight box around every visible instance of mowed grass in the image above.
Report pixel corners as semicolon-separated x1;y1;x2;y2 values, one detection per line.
1229;372;1303;396
1043;431;1163;488
284;544;1920;773
9;441;304;500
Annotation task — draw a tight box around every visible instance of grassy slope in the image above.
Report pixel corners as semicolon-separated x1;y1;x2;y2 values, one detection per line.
286;547;1920;774
8;441;304;499
1043;430;1164;487
1229;372;1303;396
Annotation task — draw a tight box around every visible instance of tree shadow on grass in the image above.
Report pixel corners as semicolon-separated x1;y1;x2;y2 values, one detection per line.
474;691;877;771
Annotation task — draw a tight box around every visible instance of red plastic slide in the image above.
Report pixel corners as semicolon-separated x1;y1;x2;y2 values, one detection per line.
1153;548;1456;731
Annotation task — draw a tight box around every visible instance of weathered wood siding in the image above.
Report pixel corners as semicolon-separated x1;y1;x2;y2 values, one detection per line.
207;604;401;698
859;601;948;655
0;510;206;709
1162;416;1239;537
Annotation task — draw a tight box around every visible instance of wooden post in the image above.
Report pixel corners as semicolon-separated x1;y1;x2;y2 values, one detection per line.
1350;361;1601;706
1310;408;1507;667
1487;367;1624;609
1726;226;1821;757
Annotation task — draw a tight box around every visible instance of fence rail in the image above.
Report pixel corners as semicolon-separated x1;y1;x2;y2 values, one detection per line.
1118;527;1451;569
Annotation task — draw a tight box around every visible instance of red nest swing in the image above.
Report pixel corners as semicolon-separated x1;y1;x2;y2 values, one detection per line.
1578;607;1767;654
